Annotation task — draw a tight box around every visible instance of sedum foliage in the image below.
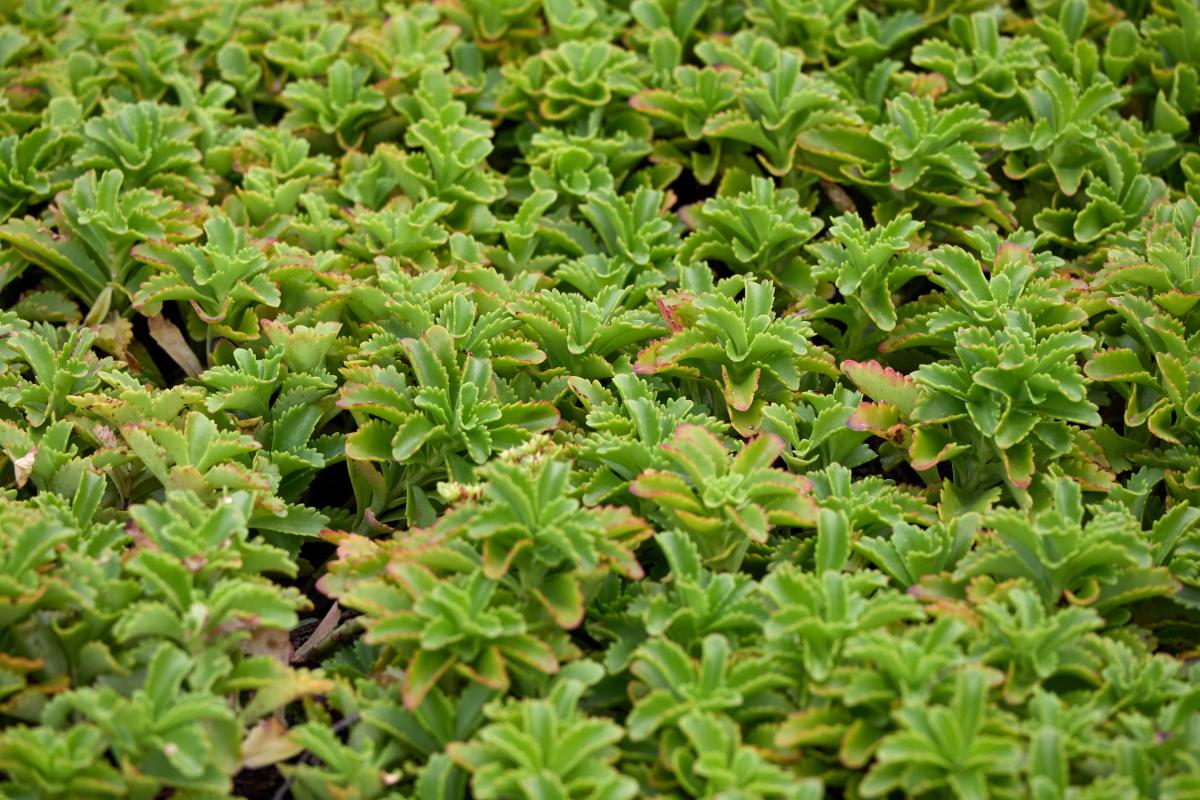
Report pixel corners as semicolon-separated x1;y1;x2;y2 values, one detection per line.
0;1;1198;799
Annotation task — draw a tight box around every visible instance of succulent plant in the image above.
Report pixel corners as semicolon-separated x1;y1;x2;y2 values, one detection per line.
0;4;1197;799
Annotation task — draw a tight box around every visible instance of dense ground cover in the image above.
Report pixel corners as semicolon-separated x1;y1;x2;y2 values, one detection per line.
0;0;1199;797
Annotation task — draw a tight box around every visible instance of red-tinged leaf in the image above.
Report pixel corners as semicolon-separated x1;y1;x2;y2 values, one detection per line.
363;612;424;644
189;297;230;324
633;331;692;368
626;689;679;742
841;718;886;769
1000;439;1035;489
721;365;760;412
602;542;645;580
240;668;337;720
534;572;585;628
675;508;725;535
632;338;668;374
1156;290;1200;317
1096;262;1170;291
635;338;717;379
767;497;821;528
1093;567;1178;612
909;426;964;471
500;401;560;432
732;432;785;474
667;426;730;478
324;530;381;562
656;294;693;332
751;474;815;499
481;537;530;581
1147;403;1181;444
1059;453;1117;493
848;402;901;432
0;654;42;674
403;649;456;709
490;338;546;367
390;415;436;461
1156;352;1188;409
1084;349;1153;383
816;507;851;573
727;503;770;544
728;403;765;437
343;420;395;462
796;349;840;378
630;470;703;513
843;360;920;418
456;645;509;690
339;383;413;424
775;708;845;748
501;635;560;674
114;601;183;643
1062;576;1102;606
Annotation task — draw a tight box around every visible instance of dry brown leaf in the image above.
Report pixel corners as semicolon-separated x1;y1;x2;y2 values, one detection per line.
147;313;204;377
241;718;304;769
